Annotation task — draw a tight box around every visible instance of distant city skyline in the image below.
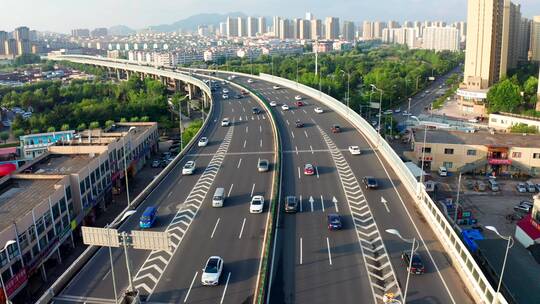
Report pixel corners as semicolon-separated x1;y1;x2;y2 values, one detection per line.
2;0;539;33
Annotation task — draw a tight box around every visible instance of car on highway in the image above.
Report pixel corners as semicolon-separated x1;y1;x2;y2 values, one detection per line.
139;206;157;229
284;196;298;213
348;146;361;155
222;94;229;99
269;101;277;107
516;182;527;193
257;159;269;172
295;100;304;107
304;164;315;175
182;161;196;175
295;120;304;128
151;160;160;168
201;256;224;286
252;107;261;114
250;195;264;213
371;120;378;126
294;95;302;101
221;118;230;127
363;176;379;189
331;125;341;133
222;88;229;94
198;137;209;147
235;94;243;99
247;78;254;83
383;109;393;115
281;104;290;111
394;108;401;113
273;85;281;90
314;107;324;114
327;213;342;230
401;251;425;274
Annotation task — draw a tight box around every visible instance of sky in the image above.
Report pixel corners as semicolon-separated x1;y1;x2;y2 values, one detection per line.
1;0;539;33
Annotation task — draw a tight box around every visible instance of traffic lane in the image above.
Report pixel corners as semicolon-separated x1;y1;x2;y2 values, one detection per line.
148;153;272;303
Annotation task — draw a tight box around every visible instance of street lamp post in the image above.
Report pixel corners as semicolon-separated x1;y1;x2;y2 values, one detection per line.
296;57;299;88
0;240;16;304
370;84;384;137
385;229;419;304
340;70;351;115
454;172;462;226
122;126;136;208
485;226;514;303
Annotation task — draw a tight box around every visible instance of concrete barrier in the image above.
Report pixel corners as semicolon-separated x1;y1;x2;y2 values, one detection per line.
257;73;507;304
35;64;214;304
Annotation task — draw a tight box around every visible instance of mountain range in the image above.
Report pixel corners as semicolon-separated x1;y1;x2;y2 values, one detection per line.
107;12;247;35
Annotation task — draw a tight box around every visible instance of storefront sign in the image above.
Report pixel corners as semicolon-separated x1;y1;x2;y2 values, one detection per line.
488;158;512;165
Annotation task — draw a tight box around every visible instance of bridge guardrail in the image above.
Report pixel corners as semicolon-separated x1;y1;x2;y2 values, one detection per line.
36;62;214;304
257;73;507;304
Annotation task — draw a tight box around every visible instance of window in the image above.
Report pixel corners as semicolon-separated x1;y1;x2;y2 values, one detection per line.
85;177;90;190
47;229;55;242
7;242;18;259
36;219;45;235
60;198;67;213
39;237;47;249
443;162;453;169
534;153;540;159
68;202;74;216
66;186;72;201
44;212;52;228
0;251;7;267
444;148;454;155
28;226;36;242
55;222;62;235
512;152;522;158
11;260;22;274
1;269;11;283
18;233;28;250
422;147;431;153
63;215;70;228
52;203;60;219
467;149;476;156
32;245;39;257
79;181;85;194
491;118;497;123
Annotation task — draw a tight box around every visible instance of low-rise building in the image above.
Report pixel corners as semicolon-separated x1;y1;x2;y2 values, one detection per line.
488;112;540;132
20;130;76;160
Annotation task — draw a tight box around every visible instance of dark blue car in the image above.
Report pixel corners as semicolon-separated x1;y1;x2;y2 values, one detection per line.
139;207;157;229
327;213;342;230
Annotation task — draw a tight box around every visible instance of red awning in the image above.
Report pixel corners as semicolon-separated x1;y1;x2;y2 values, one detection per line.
0;147;16;156
517;215;540;240
0;163;16;176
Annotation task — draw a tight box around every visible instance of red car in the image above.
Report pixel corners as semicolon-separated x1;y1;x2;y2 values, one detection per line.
331;125;341;133
295;101;304;107
304;164;315;175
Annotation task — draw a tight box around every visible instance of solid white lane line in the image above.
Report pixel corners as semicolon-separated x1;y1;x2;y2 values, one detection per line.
299;195;303;212
310;197;314;212
167;192;173;199
237;158;242;168
299;237;303;265
295;146;298;155
310;145;314;154
250;183;256;197
245;115;248;121
297;167;301;179
333;197;339;213
315;166;320;179
326;237;333;265
259;125;262;133
242;107;246;112
102;270;110;281
260;139;263;148
320;195;325;212
286;120;290;125
302;109;307;114
304;130;308;138
232;108;235;113
291;110;295;114
257;115;260;120
243;140;247;148
210;218;220;239
220;272;232;304
245;126;248;133
238;218;246;239
228;184;234;197
184;271;198;303
291;131;295;139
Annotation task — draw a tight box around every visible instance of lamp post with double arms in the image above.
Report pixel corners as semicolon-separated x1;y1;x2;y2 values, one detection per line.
385;229;419;304
485;225;514;303
0;240;16;304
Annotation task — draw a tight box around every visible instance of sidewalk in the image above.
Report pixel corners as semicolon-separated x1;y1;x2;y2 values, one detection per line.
14;160;164;303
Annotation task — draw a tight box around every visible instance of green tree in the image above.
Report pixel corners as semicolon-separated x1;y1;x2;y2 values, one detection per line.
510;123;538;134
140;116;150;122
523;76;539;103
77;123;87;131
13;129;25;139
130;116;139;122
120;117;127;122
89;121;100;129
0;132;9;143
487;79;522;113
60;124;70;131
105;120;115;128
47;126;56;132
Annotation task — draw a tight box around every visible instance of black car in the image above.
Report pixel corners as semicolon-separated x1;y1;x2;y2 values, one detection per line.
327;214;342;230
284;196;298;213
363;176;379;189
401;251;425;274
295;120;304;128
252;107;261;114
235;94;243;99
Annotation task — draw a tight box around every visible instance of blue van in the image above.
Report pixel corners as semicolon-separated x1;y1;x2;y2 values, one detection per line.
139;207;157;229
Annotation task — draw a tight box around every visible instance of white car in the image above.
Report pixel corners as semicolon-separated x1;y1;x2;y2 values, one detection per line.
294;95;302;101
250;195;264;213
222;94;229;99
182;161;196;175
227;76;233;80
402;111;412;116
394;108;401;113
201;256;223;286
314;107;324;114
221;118;230;127
269;101;277;107
198;137;208;147
273;85;281;90
222;88;229;94
247;78;254;83
348;146;361;155
383;110;393;115
281;104;290;111
231;75;237;79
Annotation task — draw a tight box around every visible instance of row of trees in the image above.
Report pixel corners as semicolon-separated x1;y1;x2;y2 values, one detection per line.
207;44;464;113
486;71;538;114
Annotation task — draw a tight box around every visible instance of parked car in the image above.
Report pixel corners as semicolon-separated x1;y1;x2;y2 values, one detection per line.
331;125;341;133
314;107;324;114
514;202;533;213
235;94;242;99
222;94;229;99
151;160;160;168
526;181;536;193
401;251;425;274
250;195;264;213
257;159;269;172
516;182;527;193
222;88;229;94
348;146;361;155
363;176;379;189
182;161;196;175
304;164;315;175
284;196;298;213
201;256;224;286
327;213;342;230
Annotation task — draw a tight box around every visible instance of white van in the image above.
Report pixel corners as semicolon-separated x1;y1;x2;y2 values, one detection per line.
212;188;225;207
438;167;448;177
487;179;500;192
526;181;536;193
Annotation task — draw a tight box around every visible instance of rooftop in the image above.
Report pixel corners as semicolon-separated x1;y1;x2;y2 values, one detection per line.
413;128;540;148
0;177;62;233
28;154;95;175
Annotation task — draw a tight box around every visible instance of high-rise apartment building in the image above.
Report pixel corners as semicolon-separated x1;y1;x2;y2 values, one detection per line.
342;21;356;42
91;28;108;37
325;17;340;40
299;19;311;40
71;29;90;38
219;22;227;36
238;17;247;37
14;26;29;41
226;17;239;37
423;27;460;51
516;18;531;62
0;31;7;55
500;0;521;71
273;16;282;37
311;19;322;40
373;21;386;39
4;39;17;56
293;18;302;39
258;17;267;35
531;16;540;61
362;21;374;40
247;17;258;37
279;19;294;40
388;21;400;29
305;12;314;21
